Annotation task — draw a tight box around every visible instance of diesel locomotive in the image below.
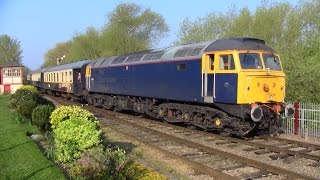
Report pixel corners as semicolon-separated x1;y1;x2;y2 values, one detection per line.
28;37;294;136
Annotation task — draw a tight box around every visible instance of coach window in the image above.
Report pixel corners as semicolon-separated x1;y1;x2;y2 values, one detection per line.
219;54;235;70
69;71;72;82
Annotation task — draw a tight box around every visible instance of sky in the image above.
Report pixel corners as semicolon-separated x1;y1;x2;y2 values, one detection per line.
0;0;298;70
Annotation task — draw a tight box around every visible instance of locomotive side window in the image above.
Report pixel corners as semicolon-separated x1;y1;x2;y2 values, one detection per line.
219;54;235;70
177;63;187;71
209;54;214;70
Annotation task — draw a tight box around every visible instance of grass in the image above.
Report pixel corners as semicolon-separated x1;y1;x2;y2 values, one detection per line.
0;95;65;180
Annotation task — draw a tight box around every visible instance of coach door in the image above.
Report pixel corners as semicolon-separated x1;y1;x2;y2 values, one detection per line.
202;54;215;103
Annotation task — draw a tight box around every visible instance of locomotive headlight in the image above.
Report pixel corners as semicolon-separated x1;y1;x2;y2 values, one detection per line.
285;104;295;119
251;105;263;122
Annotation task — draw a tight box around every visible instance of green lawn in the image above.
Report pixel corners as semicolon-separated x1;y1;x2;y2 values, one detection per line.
0;95;65;180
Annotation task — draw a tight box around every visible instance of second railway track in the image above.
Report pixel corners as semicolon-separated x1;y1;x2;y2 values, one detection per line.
48;95;319;179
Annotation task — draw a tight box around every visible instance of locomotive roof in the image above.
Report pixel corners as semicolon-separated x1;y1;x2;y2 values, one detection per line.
42;59;92;73
204;38;275;52
90;37;275;67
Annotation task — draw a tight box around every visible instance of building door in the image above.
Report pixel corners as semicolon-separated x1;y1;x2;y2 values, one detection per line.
4;84;10;94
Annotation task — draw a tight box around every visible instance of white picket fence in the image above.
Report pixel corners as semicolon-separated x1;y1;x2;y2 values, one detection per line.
283;102;320;138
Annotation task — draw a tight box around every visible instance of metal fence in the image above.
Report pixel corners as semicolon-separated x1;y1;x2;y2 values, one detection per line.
283;102;320;138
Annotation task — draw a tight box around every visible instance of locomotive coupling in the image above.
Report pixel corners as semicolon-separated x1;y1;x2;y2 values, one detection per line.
250;104;263;122
285;104;295;119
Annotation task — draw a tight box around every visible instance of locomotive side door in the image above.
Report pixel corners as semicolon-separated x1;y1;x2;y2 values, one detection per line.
85;65;91;90
214;52;238;104
202;54;215;103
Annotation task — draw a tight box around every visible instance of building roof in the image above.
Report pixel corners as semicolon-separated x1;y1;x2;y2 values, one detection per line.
0;61;24;67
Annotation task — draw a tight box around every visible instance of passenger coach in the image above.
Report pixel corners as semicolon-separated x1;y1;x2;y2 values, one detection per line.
30;60;92;98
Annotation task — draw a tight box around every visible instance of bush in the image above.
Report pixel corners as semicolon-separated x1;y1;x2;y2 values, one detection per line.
53;116;102;162
10;88;39;110
32;105;55;132
105;147;131;179
9;88;42;121
70;146;107;179
18;85;37;93
50;106;97;129
11;111;27;124
16;99;38;121
125;163;167;180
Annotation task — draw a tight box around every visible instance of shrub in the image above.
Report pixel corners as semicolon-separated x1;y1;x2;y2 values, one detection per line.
32;105;55;132
18;85;37;93
104;147;129;178
10;88;39;110
125;163;167;180
53;116;102;162
11;111;27;124
50;106;97;129
70;146;107;179
16;99;38;121
103;147;166;180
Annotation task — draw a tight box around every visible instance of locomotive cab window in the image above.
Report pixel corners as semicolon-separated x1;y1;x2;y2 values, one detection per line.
176;63;187;71
240;53;262;69
263;54;282;71
219;54;235;70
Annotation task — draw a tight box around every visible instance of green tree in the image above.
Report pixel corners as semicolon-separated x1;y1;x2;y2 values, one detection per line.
66;27;102;61
42;41;71;67
0;34;23;65
101;3;168;56
42;3;168;67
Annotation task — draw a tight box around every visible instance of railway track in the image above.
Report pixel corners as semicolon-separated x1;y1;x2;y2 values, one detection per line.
47;95;318;179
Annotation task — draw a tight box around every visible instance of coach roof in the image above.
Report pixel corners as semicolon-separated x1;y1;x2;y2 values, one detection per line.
43;60;92;73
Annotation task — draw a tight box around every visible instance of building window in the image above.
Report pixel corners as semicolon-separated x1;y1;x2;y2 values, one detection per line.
4;68;21;77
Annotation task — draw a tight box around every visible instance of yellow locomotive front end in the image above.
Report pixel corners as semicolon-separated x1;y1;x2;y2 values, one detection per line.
202;39;294;136
237;51;285;104
235;51;294;135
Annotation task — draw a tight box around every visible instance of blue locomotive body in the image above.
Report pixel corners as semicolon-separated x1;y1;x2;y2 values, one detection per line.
89;59;204;103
